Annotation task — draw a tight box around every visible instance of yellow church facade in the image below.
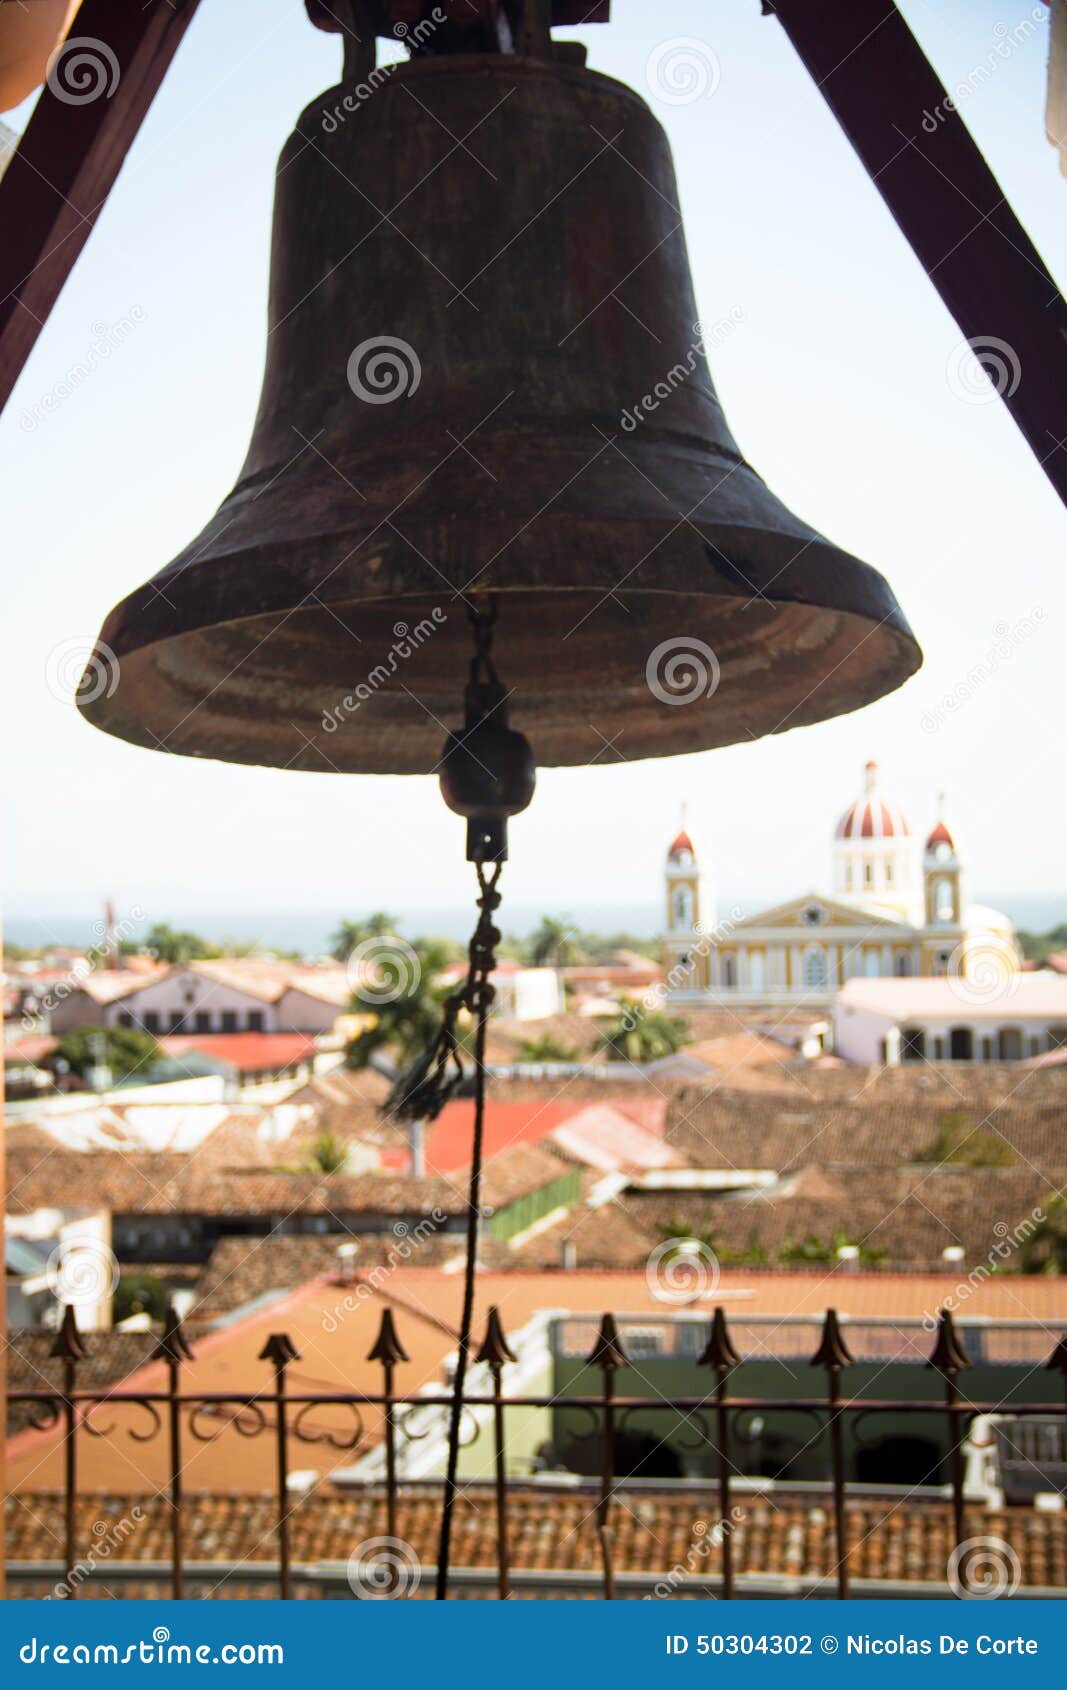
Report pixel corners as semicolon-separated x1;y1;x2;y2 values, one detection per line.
663;762;1018;1007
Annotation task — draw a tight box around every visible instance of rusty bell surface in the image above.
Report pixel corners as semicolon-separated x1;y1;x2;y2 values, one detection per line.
81;54;921;773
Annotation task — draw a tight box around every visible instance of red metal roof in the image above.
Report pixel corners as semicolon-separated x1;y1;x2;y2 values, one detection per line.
159;1033;316;1074
423;1098;582;1175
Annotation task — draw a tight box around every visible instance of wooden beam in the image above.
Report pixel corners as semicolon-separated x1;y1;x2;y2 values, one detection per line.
767;0;1067;510
0;0;203;414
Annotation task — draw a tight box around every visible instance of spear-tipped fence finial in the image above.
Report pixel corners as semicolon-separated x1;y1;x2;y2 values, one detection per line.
259;1333;301;1369
476;1305;516;1369
50;1304;88;1362
153;1305;194;1364
926;1308;972;1376
810;1308;854;1372
368;1306;410;1367
586;1312;628;1371
699;1306;741;1371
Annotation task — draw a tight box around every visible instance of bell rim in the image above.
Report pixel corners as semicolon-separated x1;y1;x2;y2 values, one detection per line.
79;582;922;775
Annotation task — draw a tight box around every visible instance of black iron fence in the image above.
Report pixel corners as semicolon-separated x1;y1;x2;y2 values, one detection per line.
7;1302;1067;1600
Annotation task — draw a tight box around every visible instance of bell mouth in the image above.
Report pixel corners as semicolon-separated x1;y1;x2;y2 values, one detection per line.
80;575;920;775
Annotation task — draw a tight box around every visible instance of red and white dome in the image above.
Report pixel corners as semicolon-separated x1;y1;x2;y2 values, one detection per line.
667;828;695;861
834;760;910;841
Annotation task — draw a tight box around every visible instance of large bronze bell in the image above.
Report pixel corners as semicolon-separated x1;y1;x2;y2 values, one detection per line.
80;52;921;773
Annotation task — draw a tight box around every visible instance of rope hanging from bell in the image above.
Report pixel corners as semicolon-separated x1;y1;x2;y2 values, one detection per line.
382;600;535;1598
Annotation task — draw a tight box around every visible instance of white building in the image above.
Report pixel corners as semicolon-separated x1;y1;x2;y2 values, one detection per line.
663;762;1018;1008
833;975;1067;1065
50;959;351;1037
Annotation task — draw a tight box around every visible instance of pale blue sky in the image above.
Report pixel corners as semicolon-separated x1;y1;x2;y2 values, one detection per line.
2;0;1065;944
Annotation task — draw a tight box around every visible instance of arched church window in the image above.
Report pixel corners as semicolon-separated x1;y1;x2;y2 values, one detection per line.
885;862;894;886
803;948;828;989
673;886;693;928
894;953;912;977
749;952;765;992
722;957;736;989
844;862;854;890
863;861;873;888
934;878;954;922
864;951;880;978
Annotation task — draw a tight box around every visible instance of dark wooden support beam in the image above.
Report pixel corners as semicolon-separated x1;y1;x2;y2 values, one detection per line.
766;0;1067;509
0;0;203;414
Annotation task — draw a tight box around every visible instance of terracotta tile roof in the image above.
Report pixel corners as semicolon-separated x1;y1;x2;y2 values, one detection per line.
620;1166;1067;1273
5;1331;157;1434
192;1233;472;1323
4;1142;468;1219
666;1082;1067;1171
5;1489;1065;1591
480;1141;574;1207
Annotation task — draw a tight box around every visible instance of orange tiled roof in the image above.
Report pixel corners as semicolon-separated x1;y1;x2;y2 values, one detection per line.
5;1488;1065;1592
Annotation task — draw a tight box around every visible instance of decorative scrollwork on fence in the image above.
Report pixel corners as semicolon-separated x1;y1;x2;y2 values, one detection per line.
187;1399;269;1443
291;1399;365;1453
395;1400;481;1450
82;1396;163;1444
23;1396;62;1434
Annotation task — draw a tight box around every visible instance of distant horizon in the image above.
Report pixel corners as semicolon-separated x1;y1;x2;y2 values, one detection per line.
5;889;1065;958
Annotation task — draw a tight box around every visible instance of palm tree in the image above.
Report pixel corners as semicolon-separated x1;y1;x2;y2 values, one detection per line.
330;912;397;963
597;998;688;1064
526;915;580;968
306;1129;349;1175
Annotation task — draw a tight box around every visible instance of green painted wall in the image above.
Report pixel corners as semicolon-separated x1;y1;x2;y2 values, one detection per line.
488;1170;582;1241
551;1355;1062;1483
455;1349;556;1480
